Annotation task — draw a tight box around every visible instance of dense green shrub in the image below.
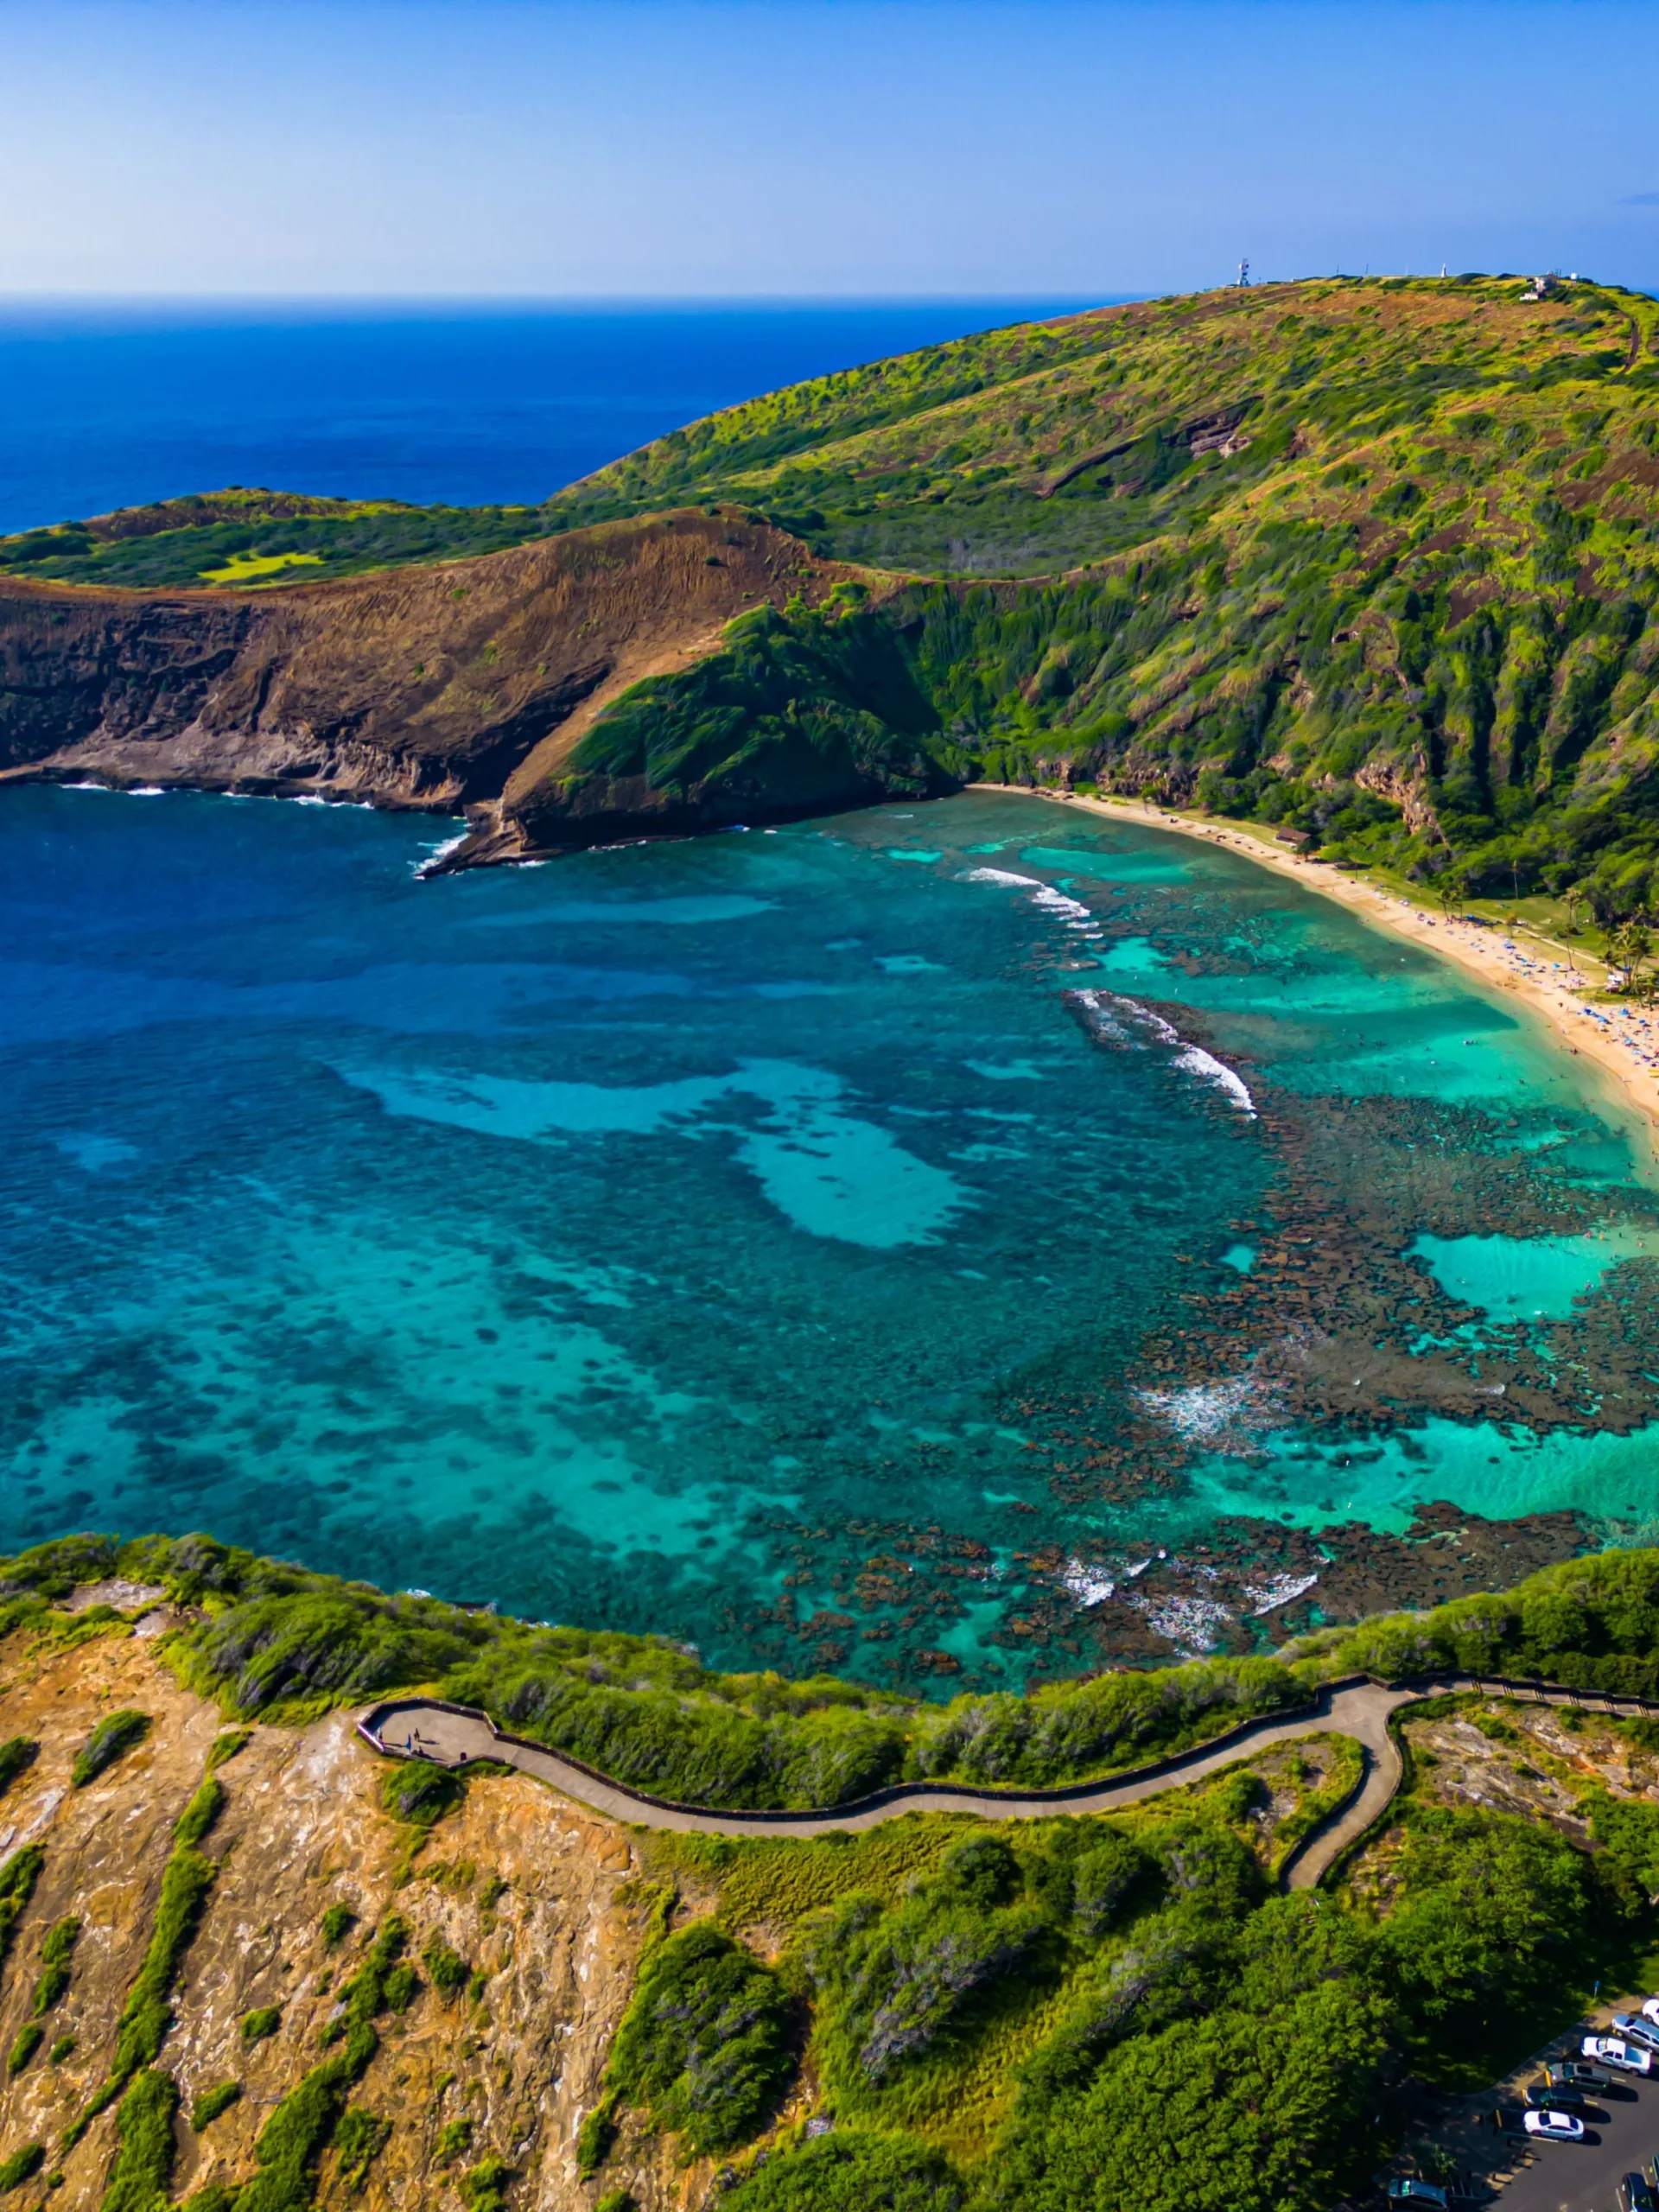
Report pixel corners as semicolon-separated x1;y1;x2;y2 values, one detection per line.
382;1961;420;2011
423;1936;469;1999
31;1915;81;2014
719;2130;965;2212
206;1729;251;1774
575;2091;620;2177
72;1710;150;1788
607;1922;796;2155
192;2080;241;2130
181;1577;486;1713
437;2118;474;2164
0;1531;120;1602
989;1982;1386;2212
321;1902;355;1947
1376;1802;1596;2054
0;1847;43;1970
237;1917;407;2212
0;2144;43;2192
1135;1813;1265;1920
175;1776;225;1847
913;1657;1301;1790
0;1739;36;1797
1584;1787;1659;1894
1067;1833;1147;1936
79;1840;216;2126
804;1869;1047;2091
457;2158;513;2212
443;1643;912;1810
380;1760;464;1827
99;2069;181;2212
1333;1548;1659;1695
6;2025;40;2075
242;2005;281;2044
334;2106;391;2193
572;601;946;802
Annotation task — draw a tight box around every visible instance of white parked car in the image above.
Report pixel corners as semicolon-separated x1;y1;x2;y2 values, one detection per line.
1641;1996;1659;2027
1584;2035;1654;2076
1523;2109;1586;2143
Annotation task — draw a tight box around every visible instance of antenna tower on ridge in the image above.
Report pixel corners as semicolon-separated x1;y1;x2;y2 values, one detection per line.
1237;257;1250;287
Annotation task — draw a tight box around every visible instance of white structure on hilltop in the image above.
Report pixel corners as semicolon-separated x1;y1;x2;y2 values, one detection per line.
1237;257;1250;286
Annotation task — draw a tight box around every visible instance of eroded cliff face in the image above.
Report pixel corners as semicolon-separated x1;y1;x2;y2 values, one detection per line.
0;1627;699;2210
0;512;834;820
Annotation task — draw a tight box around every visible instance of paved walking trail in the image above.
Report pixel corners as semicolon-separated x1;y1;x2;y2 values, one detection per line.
361;1673;1659;1888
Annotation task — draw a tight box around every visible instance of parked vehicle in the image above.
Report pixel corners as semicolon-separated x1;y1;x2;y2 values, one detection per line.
1613;2012;1659;2053
1583;2035;1654;2075
1618;2174;1657;2212
1522;2110;1586;2143
1384;2184;1450;2208
1524;2082;1587;2114
1548;2061;1610;2091
1640;1997;1659;2027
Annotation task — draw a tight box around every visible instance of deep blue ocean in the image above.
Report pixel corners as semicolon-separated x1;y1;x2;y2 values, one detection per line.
0;299;1096;532
4;303;1659;1689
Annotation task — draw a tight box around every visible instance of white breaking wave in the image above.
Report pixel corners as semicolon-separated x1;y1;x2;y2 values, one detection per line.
1032;885;1093;921
964;866;1256;1115
1070;989;1255;1116
1135;1375;1256;1440
1133;1592;1232;1656
1245;1573;1319;1617
1069;988;1136;1044
1059;1560;1117;1607
1173;1043;1256;1117
415;833;469;879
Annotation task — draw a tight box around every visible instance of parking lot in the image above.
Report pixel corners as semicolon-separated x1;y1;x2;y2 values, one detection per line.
1409;2014;1659;2212
1486;2079;1655;2212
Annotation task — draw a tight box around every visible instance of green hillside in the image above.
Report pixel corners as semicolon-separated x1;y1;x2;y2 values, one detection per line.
544;274;1659;912
13;275;1659;911
10;1535;1659;2212
0;486;548;590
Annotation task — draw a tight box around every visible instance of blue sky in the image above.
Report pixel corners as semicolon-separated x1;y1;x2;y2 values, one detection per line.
4;0;1659;297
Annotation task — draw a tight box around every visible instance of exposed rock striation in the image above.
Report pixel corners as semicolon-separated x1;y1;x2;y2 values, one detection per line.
0;511;869;830
0;1626;688;2210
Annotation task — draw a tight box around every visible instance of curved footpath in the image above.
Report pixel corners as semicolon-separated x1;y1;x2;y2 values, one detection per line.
359;1674;1659;1891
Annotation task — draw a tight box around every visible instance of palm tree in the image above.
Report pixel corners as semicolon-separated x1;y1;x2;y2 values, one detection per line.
1433;868;1466;920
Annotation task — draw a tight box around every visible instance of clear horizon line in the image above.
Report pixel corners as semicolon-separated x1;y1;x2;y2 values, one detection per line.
0;289;1126;308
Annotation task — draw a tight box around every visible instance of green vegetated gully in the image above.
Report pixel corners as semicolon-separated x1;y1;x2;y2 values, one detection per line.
9;1538;1659;2212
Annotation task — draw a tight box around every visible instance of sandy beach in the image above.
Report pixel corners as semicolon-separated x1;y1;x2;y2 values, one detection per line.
983;785;1659;1166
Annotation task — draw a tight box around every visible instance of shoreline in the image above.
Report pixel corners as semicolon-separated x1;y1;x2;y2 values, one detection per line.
978;784;1659;1168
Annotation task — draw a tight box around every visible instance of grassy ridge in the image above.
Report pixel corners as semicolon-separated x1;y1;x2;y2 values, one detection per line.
551;274;1659;912
12;278;1659;909
10;1532;1659;1810
4;1532;1659;2210
0;489;548;590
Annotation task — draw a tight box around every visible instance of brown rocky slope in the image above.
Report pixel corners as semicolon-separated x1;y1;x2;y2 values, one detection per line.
0;511;870;845
0;1622;704;2212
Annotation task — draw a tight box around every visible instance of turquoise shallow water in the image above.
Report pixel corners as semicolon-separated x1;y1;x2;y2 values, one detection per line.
3;784;1657;1687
